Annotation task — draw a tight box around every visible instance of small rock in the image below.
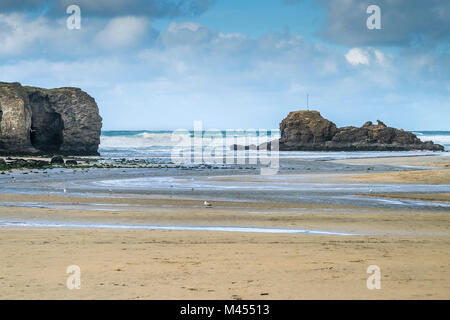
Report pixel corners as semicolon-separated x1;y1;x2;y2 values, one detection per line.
11;159;28;166
50;156;64;165
65;160;78;165
28;160;49;168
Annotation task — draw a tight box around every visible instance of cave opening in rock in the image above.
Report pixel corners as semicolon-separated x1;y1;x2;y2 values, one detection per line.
28;92;65;153
30;111;64;152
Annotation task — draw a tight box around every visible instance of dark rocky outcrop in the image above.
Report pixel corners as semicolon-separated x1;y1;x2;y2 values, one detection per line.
0;158;51;171
279;110;337;150
65;159;78;166
50;155;65;165
0;82;102;156
277;110;444;151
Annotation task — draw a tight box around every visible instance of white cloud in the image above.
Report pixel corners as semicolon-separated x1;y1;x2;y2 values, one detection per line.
95;16;149;49
167;21;202;33
0;13;144;57
0;14;54;56
345;48;370;66
345;47;389;67
160;22;213;47
374;50;385;65
218;32;246;40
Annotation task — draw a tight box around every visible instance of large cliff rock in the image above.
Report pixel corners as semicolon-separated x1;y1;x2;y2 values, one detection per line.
279;110;337;150
278;110;444;151
0;82;102;156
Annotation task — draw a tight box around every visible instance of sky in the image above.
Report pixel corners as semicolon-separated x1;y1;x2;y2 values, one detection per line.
0;0;449;131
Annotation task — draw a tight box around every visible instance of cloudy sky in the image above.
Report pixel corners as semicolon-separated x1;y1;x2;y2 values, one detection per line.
0;0;449;130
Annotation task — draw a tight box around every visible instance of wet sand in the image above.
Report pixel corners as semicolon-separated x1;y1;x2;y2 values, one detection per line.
361;193;450;202
0;193;449;235
332;155;450;168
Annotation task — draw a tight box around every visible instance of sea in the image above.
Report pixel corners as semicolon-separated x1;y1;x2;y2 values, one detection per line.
99;130;450;162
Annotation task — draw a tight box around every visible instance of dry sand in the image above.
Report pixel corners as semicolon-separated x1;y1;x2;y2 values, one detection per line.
332;155;450;184
1;229;449;300
341;169;450;184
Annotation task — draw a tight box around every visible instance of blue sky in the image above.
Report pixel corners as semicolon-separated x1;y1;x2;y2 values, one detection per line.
0;0;449;130
154;0;325;40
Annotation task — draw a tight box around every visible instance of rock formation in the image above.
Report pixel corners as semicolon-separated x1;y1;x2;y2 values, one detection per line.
278;110;443;151
0;82;102;155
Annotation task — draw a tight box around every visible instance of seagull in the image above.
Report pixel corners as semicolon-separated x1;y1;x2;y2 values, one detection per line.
63;188;67;194
369;188;374;194
203;201;212;207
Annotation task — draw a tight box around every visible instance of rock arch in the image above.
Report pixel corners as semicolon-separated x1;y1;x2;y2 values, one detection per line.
0;82;102;155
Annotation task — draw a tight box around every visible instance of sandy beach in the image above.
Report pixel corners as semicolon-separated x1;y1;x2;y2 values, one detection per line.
1;228;449;300
333;156;450;185
0;154;449;299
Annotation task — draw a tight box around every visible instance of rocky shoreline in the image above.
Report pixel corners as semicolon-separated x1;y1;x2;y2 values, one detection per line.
0;156;244;173
0;156;87;172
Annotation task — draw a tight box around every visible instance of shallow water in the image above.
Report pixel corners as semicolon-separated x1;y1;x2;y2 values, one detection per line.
90;175;450;210
2;169;449;210
1;151;449;211
93;175;450;193
0;220;356;236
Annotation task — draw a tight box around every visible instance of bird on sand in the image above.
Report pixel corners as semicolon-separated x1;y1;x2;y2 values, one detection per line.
203;201;212;207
